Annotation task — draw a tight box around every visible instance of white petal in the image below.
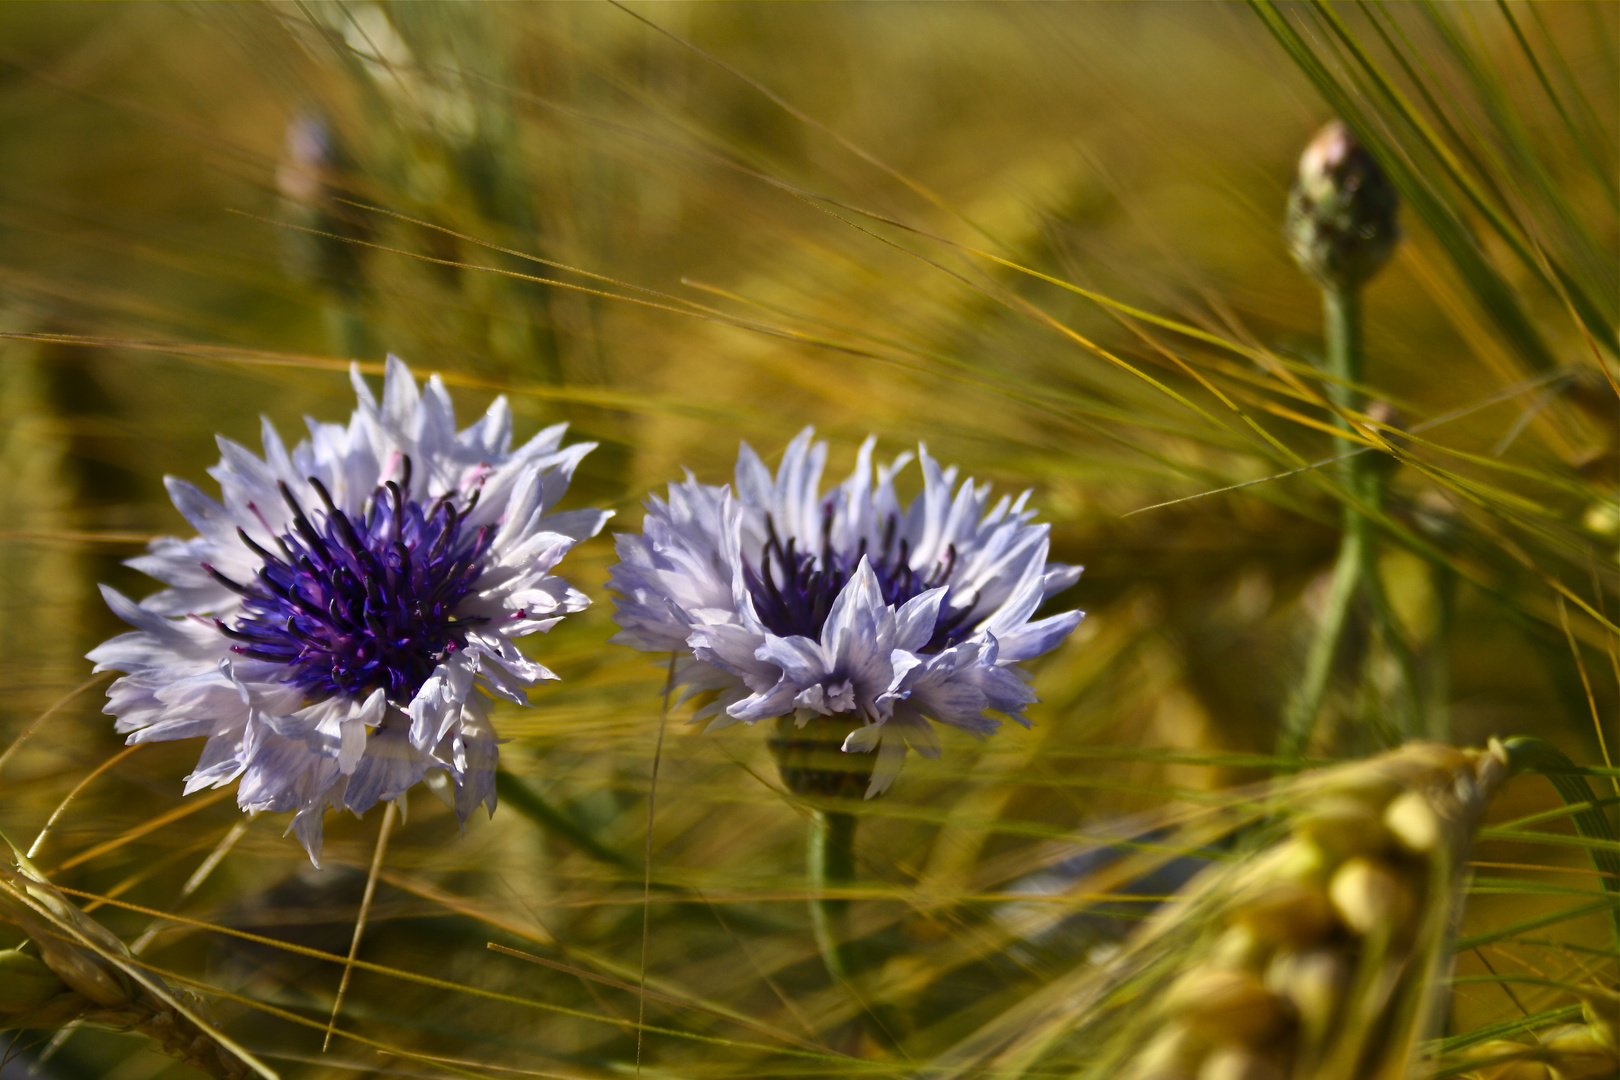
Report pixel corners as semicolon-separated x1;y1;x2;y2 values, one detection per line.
893;588;946;654
344;723;427;814
465;395;513;455
380;354;422;443
1043;563;1083;597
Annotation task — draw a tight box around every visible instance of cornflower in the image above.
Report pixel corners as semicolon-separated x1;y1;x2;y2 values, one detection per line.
88;358;608;863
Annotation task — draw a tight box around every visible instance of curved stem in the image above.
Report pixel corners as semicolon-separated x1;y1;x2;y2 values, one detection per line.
807;809;858;986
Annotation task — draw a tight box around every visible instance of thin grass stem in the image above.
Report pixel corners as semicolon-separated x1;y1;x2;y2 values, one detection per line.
130;818;251;957
636;655;676;1078
324;798;396;1052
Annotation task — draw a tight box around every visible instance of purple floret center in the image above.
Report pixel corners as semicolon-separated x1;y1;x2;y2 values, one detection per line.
208;465;491;701
743;508;978;652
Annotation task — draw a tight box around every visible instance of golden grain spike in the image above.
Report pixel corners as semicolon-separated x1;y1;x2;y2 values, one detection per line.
0;835;272;1080
1111;740;1512;1080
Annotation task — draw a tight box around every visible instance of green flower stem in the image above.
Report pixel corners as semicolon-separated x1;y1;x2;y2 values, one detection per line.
1284;282;1428;758
807;809;858;986
1323;283;1373;559
806;809;911;1054
1283;283;1371;757
497;770;779;935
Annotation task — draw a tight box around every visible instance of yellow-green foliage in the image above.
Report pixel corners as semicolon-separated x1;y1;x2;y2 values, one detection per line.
0;4;1613;1078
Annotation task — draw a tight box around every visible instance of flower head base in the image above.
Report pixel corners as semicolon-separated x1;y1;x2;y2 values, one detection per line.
88;357;609;864
609;429;1082;797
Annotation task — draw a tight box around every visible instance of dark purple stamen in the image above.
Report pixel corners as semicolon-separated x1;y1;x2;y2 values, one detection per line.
212;464;490;700
743;505;978;651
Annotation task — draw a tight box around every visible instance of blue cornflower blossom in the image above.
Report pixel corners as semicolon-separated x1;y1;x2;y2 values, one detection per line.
608;429;1083;796
88;358;609;863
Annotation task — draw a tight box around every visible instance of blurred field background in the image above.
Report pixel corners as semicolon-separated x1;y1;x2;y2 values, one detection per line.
0;3;1614;1078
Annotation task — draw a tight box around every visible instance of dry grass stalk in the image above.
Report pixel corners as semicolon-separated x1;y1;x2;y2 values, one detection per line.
0;836;274;1080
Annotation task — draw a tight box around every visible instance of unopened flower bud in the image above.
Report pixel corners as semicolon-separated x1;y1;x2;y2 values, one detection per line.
276;112;371;294
1286;121;1400;288
275;114;337;206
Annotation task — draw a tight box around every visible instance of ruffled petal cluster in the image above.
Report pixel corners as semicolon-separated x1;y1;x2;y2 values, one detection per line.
609;429;1082;795
88;357;609;863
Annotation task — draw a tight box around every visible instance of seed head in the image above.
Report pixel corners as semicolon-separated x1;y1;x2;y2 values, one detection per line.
1262;947;1346;1049
1119;1023;1204;1080
1;847;259;1078
1230;881;1337;946
0;947;84;1029
1294;795;1389;862
1328;855;1413;936
1096;742;1513;1080
1384;788;1445;854
1540;1024;1620;1079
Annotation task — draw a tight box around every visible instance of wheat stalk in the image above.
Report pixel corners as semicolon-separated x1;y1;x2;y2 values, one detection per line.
0;833;275;1080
